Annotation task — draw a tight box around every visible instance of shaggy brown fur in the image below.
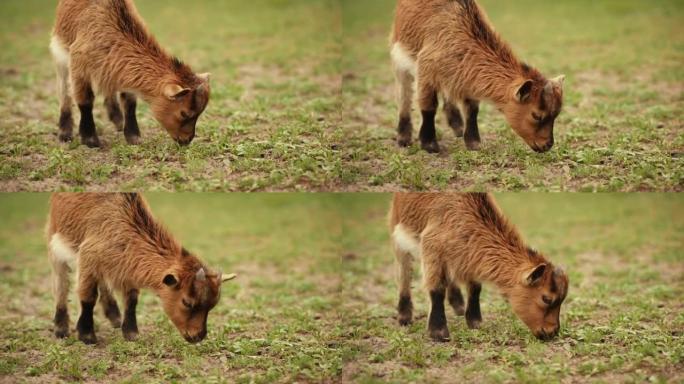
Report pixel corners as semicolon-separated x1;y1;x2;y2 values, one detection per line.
50;0;211;147
47;193;235;344
389;193;568;342
391;0;565;153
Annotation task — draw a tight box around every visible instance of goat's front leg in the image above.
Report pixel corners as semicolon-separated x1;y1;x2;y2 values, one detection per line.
71;73;100;148
122;288;140;341
417;81;440;154
466;282;483;329
76;277;99;344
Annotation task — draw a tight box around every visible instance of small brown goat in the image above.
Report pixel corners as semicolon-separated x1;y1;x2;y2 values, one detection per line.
391;0;565;153
50;0;211;147
389;193;568;342
47;193;235;344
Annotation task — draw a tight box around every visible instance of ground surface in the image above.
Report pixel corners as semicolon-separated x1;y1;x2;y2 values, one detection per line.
0;0;342;191
339;194;684;382
2;194;681;383
0;194;344;383
341;0;684;191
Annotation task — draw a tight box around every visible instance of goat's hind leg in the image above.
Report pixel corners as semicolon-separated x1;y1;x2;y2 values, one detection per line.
443;100;464;138
394;243;414;326
394;66;415;148
50;38;74;143
104;94;124;132
447;281;466;316
99;283;121;328
49;248;71;338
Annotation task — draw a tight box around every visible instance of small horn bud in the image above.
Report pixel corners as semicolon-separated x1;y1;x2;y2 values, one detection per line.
196;268;206;281
222;273;237;282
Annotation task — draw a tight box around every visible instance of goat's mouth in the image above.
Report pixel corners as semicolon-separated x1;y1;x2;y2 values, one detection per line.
175;138;193;146
183;332;206;344
183;334;204;344
535;329;559;341
530;141;553;153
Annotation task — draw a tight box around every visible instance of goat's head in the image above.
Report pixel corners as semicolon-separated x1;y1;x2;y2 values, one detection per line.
150;73;211;146
507;260;568;340
502;75;564;153
158;261;235;343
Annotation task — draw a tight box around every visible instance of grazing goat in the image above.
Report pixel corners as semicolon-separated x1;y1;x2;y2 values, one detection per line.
50;0;211;147
389;193;568;342
47;193;235;344
391;0;565;153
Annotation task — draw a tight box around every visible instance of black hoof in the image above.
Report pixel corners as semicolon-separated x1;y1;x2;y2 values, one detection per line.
82;136;101;148
398;315;413;326
429;327;450;342
421;140;440;154
467;318;482;329
78;332;97;345
397;136;412;148
125;134;141;145
54;328;69;339
123;329;138;341
58;133;73;143
106;312;122;329
452;304;465;317
465;140;480;151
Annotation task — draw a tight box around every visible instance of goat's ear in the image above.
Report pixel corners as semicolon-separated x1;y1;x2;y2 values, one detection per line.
514;80;534;103
550;75;566;88
163;274;179;287
221;273;237;283
197;73;211;83
163;84;191;100
523;264;546;286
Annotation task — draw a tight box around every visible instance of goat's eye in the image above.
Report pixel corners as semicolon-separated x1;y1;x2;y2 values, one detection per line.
180;111;189;119
542;296;552;305
182;299;192;309
532;113;543;122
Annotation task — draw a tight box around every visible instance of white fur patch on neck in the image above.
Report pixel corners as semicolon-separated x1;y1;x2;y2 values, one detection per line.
49;36;70;66
391;43;417;76
49;233;76;264
392;224;420;257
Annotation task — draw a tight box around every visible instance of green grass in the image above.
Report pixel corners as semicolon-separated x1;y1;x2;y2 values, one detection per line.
0;0;342;191
341;0;684;191
338;194;684;382
0;194;344;382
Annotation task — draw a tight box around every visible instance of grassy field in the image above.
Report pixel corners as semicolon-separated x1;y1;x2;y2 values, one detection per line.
341;0;684;191
0;0;341;191
1;193;681;383
0;194;345;383
339;194;684;382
